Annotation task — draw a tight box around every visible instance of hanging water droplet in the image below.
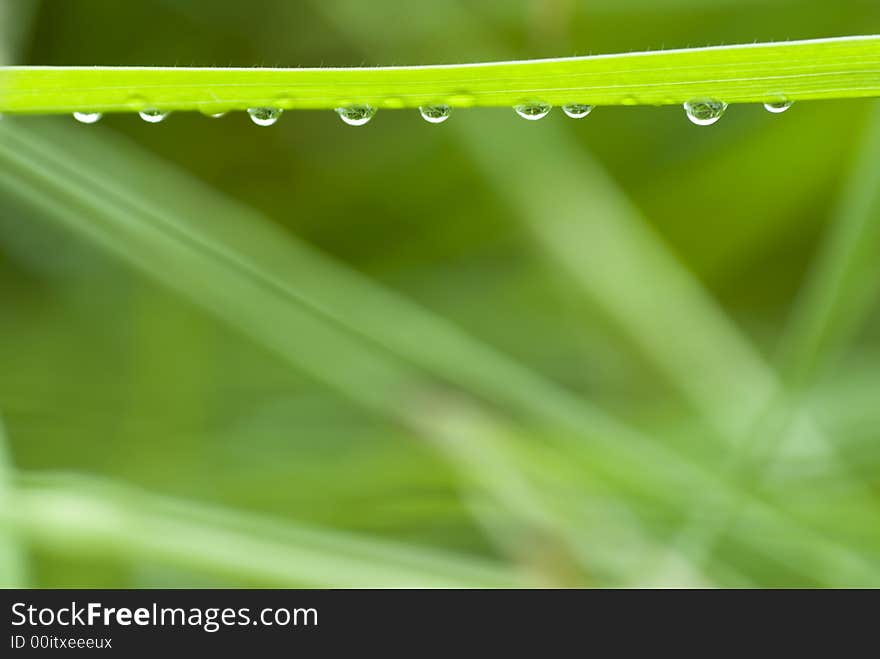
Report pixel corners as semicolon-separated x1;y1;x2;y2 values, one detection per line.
139;109;169;124
764;99;793;114
562;104;594;119
419;105;451;124
514;102;552;121
683;99;728;126
73;111;102;125
208;112;227;119
335;105;376;126
247;107;282;126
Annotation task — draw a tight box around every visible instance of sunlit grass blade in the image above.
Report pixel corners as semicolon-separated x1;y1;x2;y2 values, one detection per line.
1;36;880;115
1;472;521;587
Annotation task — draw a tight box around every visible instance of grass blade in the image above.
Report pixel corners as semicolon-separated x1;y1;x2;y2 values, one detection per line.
1;36;879;115
1;472;520;587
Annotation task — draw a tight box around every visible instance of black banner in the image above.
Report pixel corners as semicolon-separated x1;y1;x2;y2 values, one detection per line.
1;589;871;652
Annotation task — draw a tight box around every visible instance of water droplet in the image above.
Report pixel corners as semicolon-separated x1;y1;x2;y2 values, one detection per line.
335;105;376;126
199;107;230;119
139;109;169;124
515;102;552;121
247;107;282;126
562;104;594;119
683;99;728;126
419;105;451;124
203;111;227;119
73;111;102;125
764;99;793;114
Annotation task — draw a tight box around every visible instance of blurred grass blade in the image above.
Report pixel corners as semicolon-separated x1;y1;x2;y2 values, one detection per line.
0;125;419;417
409;398;595;581
0;118;690;583
0;0;39;67
1;120;878;585
2;36;880;115
0;416;28;587
410;399;711;586
1;472;521;587
781;102;880;386
458;116;778;440
0;0;36;591
0;118;711;583
457;109;877;572
0;118;675;483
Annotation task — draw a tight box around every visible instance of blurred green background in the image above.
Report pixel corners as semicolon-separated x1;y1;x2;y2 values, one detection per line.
1;0;879;587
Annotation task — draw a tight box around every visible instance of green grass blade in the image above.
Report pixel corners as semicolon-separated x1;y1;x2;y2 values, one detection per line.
2;36;880;114
2;472;521;587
